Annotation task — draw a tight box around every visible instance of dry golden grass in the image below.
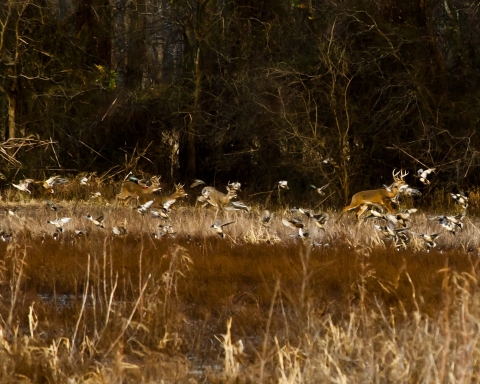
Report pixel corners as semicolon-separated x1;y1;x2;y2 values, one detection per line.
1;191;480;382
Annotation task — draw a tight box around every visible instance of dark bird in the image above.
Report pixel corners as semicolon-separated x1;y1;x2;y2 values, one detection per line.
310;183;329;196
211;220;234;238
86;213;105;228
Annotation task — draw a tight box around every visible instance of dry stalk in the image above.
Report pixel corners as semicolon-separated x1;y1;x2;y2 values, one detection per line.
0;135;55;167
71;254;90;357
215;317;244;378
275;337;303;384
28;303;38;338
161;245;192;324
104;274;151;356
259;279;281;382
7;243;27;326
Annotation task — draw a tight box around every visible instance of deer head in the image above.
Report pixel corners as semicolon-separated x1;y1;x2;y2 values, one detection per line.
388;169;410;196
173;183;187;197
227;181;241;191
392;169;408;186
150;175;162;192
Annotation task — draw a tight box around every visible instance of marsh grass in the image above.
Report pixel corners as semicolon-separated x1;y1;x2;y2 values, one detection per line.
1;199;480;382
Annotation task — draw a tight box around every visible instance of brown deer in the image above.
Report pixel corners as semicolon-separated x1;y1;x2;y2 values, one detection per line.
343;170;408;220
200;186;237;216
137;183;188;209
116;176;162;206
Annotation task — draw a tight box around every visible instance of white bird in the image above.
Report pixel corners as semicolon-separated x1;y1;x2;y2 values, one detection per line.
12;179;34;194
0;229;13;242
282;217;309;238
112;226;127;236
417;168;435;185
322;157;337;166
46;200;58;211
416;233;440;251
135;200;154;215
297;208;329;231
450;191;468;210
152;230;167;239
86;213;105;228
158;224;175;234
374;225;408;240
225;201;250;213
439;219;456;235
363;208;384;221
291;227;309;240
395;208;418;227
276;180;289;190
152;226;176;239
91;191;102;199
428;212;465;232
309;212;329;231
3;207;19;216
40;176;69;193
282;218;304;230
162;199;176;211
47;217;72;231
374;224;396;239
80;176;89;185
211;220;234;238
261;210;274;227
290;228;310;240
151;209;169;220
403;187;422;196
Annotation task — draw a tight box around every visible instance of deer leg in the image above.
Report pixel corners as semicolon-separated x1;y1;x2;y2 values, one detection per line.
356;204;369;221
115;195;127;207
120;196;132;208
383;198;396;212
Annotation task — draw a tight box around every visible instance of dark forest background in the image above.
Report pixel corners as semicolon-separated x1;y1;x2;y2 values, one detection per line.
1;0;480;204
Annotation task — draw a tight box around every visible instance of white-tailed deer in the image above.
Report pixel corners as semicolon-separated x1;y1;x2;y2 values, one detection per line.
137;183;187;209
343;170;408;220
116;176;162;206
200;186;237;216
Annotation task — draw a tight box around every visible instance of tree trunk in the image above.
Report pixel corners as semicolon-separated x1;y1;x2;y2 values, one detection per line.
112;0;127;88
6;90;16;140
187;45;202;181
126;0;146;90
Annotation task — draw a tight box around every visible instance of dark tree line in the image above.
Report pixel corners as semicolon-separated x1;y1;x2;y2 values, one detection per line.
1;0;480;204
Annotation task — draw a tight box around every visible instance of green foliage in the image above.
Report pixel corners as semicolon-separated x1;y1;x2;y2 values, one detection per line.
95;65;118;90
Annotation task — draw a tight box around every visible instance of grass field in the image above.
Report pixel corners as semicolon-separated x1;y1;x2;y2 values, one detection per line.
1;190;480;382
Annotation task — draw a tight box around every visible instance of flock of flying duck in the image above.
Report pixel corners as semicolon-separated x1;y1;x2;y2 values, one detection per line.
0;167;471;249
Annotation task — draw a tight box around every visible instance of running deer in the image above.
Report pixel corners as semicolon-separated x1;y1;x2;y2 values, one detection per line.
137;183;188;209
200;186;237;216
343;169;408;220
116;176;162;206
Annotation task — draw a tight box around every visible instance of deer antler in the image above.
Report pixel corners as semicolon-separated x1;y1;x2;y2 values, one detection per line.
400;169;409;179
175;183;185;190
392;169;401;181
